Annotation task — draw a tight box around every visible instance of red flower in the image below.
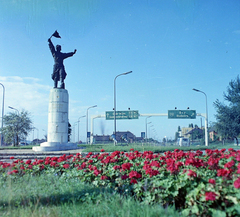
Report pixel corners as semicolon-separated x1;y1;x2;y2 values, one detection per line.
94;169;101;176
100;149;105;152
39;165;45;170
224;160;235;168
208;179;216;185
100;175;108;180
51;157;58;161
187;170;197;177
130;178;138;184
79;162;86;169
121;162;132;171
145;168;159;177
63;164;70;169
234;177;240;189
236;154;240;162
2;163;10;168
113;165;120;170
150;160;160;168
8;169;19;175
10;156;14;159
121;174;129;180
217;169;230;177
50;161;57;167
37;160;44;164
129;171;142;179
13;169;18;173
25;160;32;165
205;191;217;201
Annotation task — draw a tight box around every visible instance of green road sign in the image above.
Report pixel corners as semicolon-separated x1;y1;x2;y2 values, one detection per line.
106;110;139;120
168;110;196;119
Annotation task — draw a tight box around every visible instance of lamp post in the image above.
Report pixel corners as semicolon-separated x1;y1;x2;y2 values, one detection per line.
146;121;152;141
35;128;39;142
8;106;19;146
145;116;151;140
78;115;86;143
86;105;97;144
73;122;78;143
193;88;208;146
0;83;5;146
114;71;132;145
42;129;47;141
149;125;153;140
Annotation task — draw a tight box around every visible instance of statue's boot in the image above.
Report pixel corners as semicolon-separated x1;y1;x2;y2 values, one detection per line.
54;79;58;88
60;82;65;89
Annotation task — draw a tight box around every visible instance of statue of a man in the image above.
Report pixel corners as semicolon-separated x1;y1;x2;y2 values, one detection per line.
48;37;77;89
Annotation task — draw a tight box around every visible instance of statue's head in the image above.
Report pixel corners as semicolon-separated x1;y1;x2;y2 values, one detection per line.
56;45;61;52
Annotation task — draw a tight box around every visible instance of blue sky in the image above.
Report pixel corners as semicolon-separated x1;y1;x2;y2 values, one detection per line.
0;0;240;142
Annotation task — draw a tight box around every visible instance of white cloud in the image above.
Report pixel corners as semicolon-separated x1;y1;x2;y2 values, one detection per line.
233;30;240;34
0;76;52;126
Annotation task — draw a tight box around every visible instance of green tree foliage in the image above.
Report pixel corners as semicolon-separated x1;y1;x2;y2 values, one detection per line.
214;76;240;145
1;110;33;146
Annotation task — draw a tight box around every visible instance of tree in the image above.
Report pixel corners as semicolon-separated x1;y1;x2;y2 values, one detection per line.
189;123;193;128
1;110;33;146
214;76;240;145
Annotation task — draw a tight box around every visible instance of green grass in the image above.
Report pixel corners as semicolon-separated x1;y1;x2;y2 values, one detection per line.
1;141;239;153
0;174;178;217
0;145;40;150
82;141;239;153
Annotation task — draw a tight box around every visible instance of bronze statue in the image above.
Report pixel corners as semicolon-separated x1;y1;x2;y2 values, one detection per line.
48;31;77;89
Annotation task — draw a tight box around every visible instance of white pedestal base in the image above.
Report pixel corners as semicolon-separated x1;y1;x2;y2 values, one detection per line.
33;142;79;152
33;88;78;152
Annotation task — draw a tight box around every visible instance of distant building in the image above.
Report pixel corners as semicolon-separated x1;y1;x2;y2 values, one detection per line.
181;127;193;138
93;131;140;143
93;135;111;143
209;130;221;141
184;127;203;138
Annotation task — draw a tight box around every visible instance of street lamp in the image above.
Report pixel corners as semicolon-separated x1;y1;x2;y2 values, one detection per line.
78;115;86;143
86;105;97;144
145;116;151;140
114;71;132;145
42;129;47;141
0;83;5;146
193;88;208;146
8;106;19;146
35;128;39;142
73;122;78;143
149;125;153;140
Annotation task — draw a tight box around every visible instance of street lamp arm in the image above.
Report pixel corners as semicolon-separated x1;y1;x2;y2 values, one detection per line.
192;88;208;146
113;71;132;145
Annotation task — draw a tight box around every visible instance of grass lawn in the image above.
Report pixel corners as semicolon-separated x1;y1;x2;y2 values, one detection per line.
0;174;178;217
1;141;239;153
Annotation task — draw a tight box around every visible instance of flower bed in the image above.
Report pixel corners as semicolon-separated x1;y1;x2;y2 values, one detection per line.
1;148;240;216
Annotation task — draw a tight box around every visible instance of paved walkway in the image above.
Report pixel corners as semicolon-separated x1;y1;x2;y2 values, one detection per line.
0;147;85;163
0;148;83;154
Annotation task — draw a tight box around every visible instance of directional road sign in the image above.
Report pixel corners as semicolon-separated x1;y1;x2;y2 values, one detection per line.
106;110;139;120
168;110;196;119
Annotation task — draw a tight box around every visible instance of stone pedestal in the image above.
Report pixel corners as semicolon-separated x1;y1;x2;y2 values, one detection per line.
33;88;78;152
